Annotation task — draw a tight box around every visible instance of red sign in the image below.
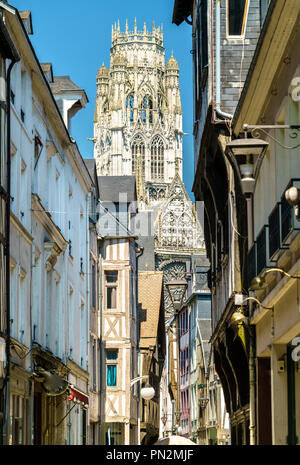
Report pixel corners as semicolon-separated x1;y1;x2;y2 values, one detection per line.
68;388;89;406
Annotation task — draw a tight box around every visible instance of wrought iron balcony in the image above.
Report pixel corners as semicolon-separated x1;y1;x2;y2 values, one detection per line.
247;242;257;288
256;225;271;276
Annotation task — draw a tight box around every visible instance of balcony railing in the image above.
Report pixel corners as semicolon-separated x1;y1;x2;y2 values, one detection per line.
268;202;281;260
247;179;300;289
256;225;271;276
247;242;257;288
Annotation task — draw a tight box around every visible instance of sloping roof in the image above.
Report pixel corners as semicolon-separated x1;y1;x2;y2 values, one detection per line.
84;158;96;179
50;75;82;92
98;176;137;203
138;271;164;347
50;76;88;102
83;158;100;196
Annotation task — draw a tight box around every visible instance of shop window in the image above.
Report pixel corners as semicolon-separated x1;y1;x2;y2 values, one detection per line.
105;271;118;309
103;423;122;445
227;0;249;37
10;394;29;445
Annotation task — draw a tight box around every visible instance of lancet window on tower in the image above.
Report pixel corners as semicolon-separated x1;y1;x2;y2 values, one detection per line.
140;94;153;124
126;93;134;124
151;135;164;181
131;135;145;176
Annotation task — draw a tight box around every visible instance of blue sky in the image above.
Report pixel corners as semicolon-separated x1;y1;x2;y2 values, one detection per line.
11;0;195;199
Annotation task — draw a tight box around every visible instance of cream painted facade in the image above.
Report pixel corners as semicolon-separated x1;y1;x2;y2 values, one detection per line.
233;0;300;445
98;235;138;445
3;7;93;445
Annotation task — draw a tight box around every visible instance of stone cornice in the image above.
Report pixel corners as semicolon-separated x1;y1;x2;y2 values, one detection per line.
32;193;69;252
10;211;33;245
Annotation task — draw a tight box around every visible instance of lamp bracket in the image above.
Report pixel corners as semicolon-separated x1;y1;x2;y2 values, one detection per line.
243;124;300;150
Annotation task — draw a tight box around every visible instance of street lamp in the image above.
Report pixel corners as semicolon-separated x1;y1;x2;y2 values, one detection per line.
249;267;300;291
165;279;188;313
130;375;155;400
226;137;269;248
230;296;273;328
226;138;269;195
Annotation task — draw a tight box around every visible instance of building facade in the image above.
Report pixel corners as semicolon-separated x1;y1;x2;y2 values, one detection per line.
232;0;300;445
94;20;207;443
97;175;139;445
172;0;263;444
2;6;93;445
84;159;101;445
138;270;165;445
0;6;19;444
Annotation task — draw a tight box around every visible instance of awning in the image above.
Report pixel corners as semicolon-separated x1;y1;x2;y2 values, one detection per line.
68;387;89;408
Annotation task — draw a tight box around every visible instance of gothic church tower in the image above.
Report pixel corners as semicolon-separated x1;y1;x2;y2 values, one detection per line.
94;19;183;207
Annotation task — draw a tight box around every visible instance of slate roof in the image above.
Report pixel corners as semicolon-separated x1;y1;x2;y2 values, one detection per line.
50;76;88;101
138;271;164;348
98;176;137;203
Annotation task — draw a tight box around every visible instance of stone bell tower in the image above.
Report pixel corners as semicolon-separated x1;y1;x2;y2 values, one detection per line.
93;19;183;207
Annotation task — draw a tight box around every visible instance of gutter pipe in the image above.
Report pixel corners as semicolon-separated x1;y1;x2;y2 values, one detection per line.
214;0;233;121
2;55;18;445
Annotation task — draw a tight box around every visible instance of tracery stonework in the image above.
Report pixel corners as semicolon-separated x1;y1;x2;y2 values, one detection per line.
93;19;183;208
94;20;206;319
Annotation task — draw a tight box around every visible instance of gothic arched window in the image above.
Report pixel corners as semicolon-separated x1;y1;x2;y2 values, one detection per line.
126;93;134;123
131;135;145;175
151;135;164;181
141;94;153;124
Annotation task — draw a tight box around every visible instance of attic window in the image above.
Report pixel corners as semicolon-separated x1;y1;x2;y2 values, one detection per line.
227;0;249;37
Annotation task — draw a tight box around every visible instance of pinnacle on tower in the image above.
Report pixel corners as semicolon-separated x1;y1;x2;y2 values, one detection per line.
152;21;155;33
117;20;120;31
125;19;128;34
134;17;137;33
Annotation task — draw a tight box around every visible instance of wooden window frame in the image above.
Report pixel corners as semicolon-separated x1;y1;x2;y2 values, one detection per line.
226;0;249;39
104;270;118;311
106;349;119;389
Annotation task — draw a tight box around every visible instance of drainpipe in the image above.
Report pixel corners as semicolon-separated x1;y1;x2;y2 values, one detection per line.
214;0;233;121
29;242;34;445
86;192;90;445
2;56;18;445
248;297;256;446
135;245;144;445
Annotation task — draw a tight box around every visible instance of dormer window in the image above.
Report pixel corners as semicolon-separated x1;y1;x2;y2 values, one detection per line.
19;11;33;35
227;0;249;37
